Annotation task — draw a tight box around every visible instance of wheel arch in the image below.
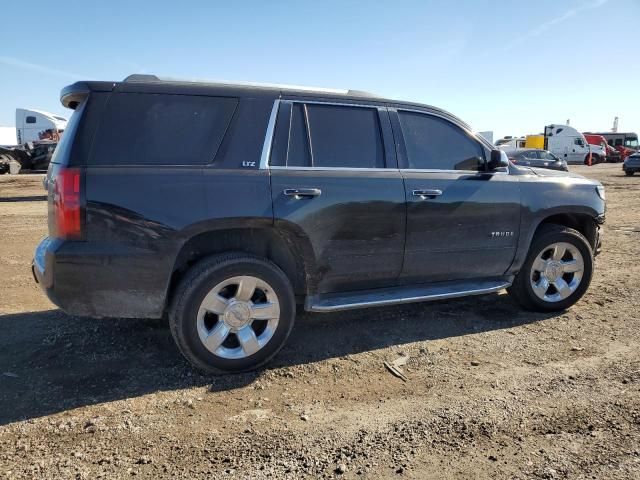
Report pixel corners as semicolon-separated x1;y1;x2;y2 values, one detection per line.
508;209;600;275
166;224;317;311
532;212;598;250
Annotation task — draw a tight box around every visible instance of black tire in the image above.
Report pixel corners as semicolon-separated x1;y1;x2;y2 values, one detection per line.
169;253;296;374
625;170;634;176
508;225;593;312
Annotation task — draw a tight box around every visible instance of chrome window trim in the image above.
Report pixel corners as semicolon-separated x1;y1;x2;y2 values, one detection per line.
269;166;397;172
399;168;509;175
259;99;508;174
259;99;281;170
262;99;389;170
282;99;387;110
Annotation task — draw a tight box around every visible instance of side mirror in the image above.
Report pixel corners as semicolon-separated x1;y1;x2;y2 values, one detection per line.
487;149;509;171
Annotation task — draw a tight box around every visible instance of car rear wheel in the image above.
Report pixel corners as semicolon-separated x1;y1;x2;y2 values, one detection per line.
169;253;295;374
625;170;634;176
508;225;593;312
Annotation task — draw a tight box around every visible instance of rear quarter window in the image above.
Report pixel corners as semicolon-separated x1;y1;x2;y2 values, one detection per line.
49;100;87;165
90;93;238;166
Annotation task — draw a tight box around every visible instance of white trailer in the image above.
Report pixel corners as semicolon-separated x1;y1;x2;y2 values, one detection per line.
0;127;17;146
15;109;67;144
497;136;526;150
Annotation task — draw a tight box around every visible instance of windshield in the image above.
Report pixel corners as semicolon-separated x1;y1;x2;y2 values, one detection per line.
624;137;639;149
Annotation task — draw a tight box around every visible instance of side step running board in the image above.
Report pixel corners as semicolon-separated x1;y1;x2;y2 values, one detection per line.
305;279;512;312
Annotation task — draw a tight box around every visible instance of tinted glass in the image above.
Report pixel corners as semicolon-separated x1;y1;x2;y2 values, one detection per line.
305;104;384;168
525;150;539;159
269;102;292;167
398;111;484;170
288;104;311;167
91;93;238;165
49;101;86;166
26;116;36;124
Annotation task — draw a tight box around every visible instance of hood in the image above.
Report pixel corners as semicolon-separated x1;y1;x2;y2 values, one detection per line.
528;166;583;178
525;166;601;187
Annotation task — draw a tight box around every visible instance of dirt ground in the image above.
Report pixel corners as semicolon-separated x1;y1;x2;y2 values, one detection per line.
0;164;638;479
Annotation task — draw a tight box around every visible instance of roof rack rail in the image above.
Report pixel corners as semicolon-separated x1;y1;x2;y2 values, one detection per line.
121;73;379;97
346;89;378;97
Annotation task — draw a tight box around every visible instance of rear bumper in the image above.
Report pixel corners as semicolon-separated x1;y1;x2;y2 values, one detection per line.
32;236;169;319
623;164;640;173
32;236;62;304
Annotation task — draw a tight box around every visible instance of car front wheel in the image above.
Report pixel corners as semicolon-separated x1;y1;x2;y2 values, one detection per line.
169;253;296;374
508;225;593;312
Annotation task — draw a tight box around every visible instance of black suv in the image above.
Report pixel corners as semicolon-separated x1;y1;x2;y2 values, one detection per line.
33;75;606;373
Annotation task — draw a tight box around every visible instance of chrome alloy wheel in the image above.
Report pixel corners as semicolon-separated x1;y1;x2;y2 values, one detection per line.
196;276;280;359
530;242;584;303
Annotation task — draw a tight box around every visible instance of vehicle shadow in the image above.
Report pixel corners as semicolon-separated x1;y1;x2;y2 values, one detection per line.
0;195;47;202
0;294;558;425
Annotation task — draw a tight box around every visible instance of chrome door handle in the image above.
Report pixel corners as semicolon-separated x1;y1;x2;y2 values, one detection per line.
412;189;442;198
284;188;322;198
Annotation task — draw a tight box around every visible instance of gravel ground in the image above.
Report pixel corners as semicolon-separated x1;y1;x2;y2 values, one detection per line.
0;163;639;479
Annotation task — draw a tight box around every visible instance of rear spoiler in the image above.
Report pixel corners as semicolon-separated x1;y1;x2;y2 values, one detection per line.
60;81;115;109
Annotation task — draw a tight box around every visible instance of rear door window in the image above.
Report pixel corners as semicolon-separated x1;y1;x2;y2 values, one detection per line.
270;102;385;169
305;104;384;168
91;93;238;166
398;111;484;171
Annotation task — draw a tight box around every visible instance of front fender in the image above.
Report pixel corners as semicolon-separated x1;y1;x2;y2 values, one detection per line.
508;175;604;274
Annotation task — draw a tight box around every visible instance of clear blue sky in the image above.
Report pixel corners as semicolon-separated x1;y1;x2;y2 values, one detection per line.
0;0;638;140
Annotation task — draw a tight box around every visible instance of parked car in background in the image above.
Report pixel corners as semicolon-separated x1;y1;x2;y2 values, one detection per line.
584;134;621;162
0;141;57;174
24;141;57;171
623;152;640;176
504;148;568;171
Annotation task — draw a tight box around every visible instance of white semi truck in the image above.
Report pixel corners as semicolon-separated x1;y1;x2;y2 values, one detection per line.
0;109;67;174
15;108;67;144
544;124;605;165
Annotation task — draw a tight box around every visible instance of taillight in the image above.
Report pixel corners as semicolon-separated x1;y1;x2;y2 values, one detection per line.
53;167;82;239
